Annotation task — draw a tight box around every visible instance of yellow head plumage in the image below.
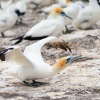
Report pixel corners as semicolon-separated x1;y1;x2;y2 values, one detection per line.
53;57;67;71
52;7;63;14
53;55;82;72
51;7;63;16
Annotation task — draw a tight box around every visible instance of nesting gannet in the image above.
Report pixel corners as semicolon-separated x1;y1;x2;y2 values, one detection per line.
1;36;81;86
11;7;72;51
72;0;100;29
63;0;85;25
0;5;19;37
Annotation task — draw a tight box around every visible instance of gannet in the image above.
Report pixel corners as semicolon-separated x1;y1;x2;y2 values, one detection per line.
58;0;68;7
0;5;19;37
1;36;81;86
63;0;85;25
14;0;27;25
11;7;72;51
41;0;69;14
1;0;27;25
72;0;100;29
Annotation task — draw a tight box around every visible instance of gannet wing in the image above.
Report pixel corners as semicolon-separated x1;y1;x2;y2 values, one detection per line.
24;36;57;64
1;46;33;77
24;20;57;38
5;47;33;67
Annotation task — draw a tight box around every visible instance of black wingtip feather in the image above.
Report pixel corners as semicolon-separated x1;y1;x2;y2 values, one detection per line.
11;35;48;45
0;48;13;55
10;35;24;45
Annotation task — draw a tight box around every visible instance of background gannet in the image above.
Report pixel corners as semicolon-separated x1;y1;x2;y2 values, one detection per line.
63;0;85;25
1;0;27;25
72;0;100;29
0;5;19;37
11;7;72;51
41;0;71;14
1;36;81;86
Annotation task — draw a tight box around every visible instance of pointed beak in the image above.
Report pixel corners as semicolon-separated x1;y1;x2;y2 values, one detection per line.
60;12;72;20
0;48;13;55
67;55;82;64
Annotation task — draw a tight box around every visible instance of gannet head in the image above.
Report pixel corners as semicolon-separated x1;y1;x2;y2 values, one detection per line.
51;7;72;19
5;0;26;17
66;0;71;5
53;55;82;71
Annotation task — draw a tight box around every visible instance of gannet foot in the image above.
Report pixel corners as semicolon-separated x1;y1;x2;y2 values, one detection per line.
16;21;28;27
31;80;47;87
62;26;74;34
23;81;32;87
1;33;5;38
62;26;69;34
19;20;29;27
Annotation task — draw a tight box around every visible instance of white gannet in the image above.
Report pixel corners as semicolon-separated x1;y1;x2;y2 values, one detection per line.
58;0;67;7
1;0;27;25
41;0;69;14
0;5;19;37
72;0;100;29
63;0;85;25
14;0;27;25
11;7;72;51
1;36;81;86
41;4;61;14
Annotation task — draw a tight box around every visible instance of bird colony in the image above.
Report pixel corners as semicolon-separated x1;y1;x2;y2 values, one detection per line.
0;0;100;97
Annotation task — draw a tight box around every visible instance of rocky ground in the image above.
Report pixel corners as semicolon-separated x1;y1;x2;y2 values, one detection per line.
0;2;100;100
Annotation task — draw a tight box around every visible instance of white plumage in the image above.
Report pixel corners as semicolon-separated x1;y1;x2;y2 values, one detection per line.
24;17;64;38
2;36;59;81
2;36;81;86
63;1;85;25
11;7;72;45
72;0;100;29
0;5;18;37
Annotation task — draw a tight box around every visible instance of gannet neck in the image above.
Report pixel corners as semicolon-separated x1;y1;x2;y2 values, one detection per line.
53;57;67;72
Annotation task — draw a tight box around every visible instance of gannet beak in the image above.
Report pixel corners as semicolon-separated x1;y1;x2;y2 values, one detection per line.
67;55;82;64
60;12;72;20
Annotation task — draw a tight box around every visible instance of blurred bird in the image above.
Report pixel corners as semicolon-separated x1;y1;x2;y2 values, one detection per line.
72;0;100;29
63;0;85;25
14;0;27;25
1;36;81;86
11;7;72;51
41;4;61;14
1;0;27;25
41;0;71;14
0;5;20;37
58;0;68;7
